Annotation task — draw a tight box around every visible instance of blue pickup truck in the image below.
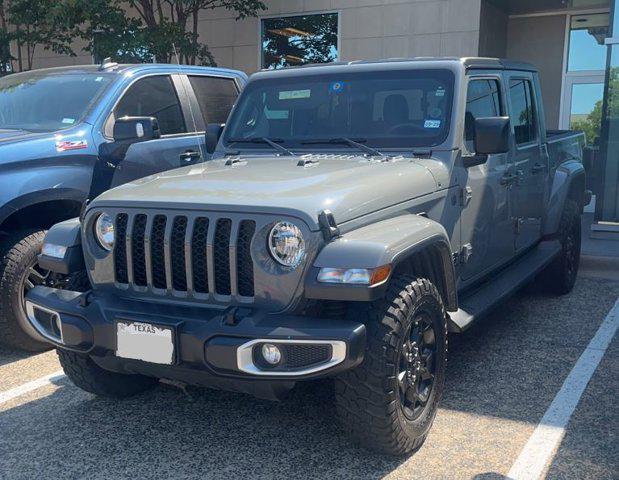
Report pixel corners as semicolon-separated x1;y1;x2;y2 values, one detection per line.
0;61;247;350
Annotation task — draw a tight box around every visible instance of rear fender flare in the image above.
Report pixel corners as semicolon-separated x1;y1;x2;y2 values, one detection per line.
543;160;585;238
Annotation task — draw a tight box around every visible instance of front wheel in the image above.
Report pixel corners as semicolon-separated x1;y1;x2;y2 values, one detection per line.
0;229;51;351
57;349;157;398
335;276;448;456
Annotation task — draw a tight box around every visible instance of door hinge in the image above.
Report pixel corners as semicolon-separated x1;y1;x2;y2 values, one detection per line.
453;244;473;265
460;186;473;206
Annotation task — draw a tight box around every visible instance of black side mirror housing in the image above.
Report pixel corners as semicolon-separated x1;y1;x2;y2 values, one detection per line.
206;123;224;154
474;116;510;155
113;116;161;143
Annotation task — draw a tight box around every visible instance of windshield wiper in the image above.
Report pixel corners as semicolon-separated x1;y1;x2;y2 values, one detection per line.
228;137;295;156
301;137;386;157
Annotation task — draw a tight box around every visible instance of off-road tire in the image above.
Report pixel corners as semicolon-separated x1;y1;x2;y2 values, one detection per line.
0;229;49;351
541;199;581;295
57;349;157;398
335;276;448;456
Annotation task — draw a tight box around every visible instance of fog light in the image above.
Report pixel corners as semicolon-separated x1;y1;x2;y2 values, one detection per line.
261;343;282;365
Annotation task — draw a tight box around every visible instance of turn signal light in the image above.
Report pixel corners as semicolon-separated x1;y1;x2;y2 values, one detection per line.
317;265;391;286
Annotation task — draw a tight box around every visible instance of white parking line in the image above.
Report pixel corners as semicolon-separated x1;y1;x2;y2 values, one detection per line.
0;370;65;406
507;297;619;480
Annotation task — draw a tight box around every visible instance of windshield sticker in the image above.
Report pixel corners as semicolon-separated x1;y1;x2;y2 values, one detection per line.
435;87;446;97
56;139;88;152
329;81;345;93
279;89;311;100
62;118;75;124
95;76;104;82
424;120;441;129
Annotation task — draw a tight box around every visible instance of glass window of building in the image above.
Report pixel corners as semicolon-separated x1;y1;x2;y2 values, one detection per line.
568;13;610;71
261;13;338;70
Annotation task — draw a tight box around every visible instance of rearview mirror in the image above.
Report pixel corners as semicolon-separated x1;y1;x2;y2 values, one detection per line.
474;116;510;155
113;116;160;143
206;123;224;154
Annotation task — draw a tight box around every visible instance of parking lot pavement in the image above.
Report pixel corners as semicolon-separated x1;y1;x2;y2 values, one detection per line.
1;274;617;480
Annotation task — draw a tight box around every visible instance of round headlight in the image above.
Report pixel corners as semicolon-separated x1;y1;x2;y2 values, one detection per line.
268;221;305;267
94;213;115;251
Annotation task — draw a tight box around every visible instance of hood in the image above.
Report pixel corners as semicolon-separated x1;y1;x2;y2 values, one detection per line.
0;129;50;144
93;155;439;229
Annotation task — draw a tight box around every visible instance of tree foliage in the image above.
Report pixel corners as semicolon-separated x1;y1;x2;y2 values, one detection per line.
0;0;266;72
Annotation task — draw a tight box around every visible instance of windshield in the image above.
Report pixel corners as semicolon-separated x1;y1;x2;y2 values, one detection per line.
224;68;454;150
0;72;114;132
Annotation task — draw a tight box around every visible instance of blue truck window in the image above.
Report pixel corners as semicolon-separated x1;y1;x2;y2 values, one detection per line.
115;76;186;135
188;76;239;125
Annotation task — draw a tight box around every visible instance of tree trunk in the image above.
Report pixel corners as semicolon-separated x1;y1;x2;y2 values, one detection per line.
191;7;198;65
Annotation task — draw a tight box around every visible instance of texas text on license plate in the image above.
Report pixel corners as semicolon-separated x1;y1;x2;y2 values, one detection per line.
116;320;174;365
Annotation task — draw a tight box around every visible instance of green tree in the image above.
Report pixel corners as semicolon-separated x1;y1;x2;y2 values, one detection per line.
8;0;76;70
76;0;266;65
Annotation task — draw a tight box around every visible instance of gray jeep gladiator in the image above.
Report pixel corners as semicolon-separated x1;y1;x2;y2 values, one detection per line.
25;58;587;455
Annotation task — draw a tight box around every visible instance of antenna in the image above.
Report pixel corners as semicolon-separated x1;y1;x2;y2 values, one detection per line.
98;57;118;71
171;42;208;165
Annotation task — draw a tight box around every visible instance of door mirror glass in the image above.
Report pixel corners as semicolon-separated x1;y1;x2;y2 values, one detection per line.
113;116;161;143
206;123;224;154
474;117;510;155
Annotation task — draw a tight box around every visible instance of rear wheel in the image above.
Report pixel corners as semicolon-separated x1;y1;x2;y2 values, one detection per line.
541;199;581;295
335;276;447;456
57;349;157;398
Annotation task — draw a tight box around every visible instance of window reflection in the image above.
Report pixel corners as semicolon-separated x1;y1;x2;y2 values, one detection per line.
261;14;338;70
568;13;610;71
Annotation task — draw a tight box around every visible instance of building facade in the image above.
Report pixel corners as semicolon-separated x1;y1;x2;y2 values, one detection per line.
21;0;619;225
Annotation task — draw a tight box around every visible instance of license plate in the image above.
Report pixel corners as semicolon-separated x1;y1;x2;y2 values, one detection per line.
116;321;174;365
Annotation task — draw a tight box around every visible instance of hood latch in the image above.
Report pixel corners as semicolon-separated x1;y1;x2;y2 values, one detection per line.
318;210;340;241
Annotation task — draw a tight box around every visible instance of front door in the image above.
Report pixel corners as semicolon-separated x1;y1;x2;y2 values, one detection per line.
107;74;207;190
459;76;515;283
506;74;545;252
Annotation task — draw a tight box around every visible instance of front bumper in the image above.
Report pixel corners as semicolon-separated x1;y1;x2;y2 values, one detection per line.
25;286;366;399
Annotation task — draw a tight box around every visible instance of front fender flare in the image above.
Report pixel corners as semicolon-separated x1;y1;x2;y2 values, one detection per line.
37;217;85;275
307;215;457;311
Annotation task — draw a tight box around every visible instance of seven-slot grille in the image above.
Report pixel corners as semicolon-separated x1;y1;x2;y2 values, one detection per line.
113;213;256;298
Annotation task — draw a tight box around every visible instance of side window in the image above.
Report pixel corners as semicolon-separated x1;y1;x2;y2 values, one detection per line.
509;79;537;145
464;79;502;153
188;76;239;125
113;76;186;136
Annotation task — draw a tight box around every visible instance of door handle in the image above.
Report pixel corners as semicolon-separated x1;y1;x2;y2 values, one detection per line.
531;163;546;174
500;173;517;186
180;150;201;164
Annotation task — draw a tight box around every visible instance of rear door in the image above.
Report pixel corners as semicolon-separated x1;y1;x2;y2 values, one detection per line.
506;73;546;251
459;76;515;282
185;74;240;127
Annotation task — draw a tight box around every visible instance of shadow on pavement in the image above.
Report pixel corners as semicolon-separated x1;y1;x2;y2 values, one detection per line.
0;345;50;368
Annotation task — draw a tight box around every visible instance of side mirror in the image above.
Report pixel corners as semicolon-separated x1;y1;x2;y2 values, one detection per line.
113;116;161;143
206;123;224;154
474;116;510;155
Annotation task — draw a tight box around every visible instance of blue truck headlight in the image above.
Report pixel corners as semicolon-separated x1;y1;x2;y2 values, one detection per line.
94;213;115;251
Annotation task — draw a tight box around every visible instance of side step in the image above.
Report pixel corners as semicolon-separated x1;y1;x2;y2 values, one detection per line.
448;240;561;332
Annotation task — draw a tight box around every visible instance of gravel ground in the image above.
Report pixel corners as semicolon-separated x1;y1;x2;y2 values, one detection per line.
0;272;617;480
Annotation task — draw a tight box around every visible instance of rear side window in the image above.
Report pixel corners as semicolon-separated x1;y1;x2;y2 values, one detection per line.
188;76;239;125
114;76;186;135
464;79;502;153
509;79;537;145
